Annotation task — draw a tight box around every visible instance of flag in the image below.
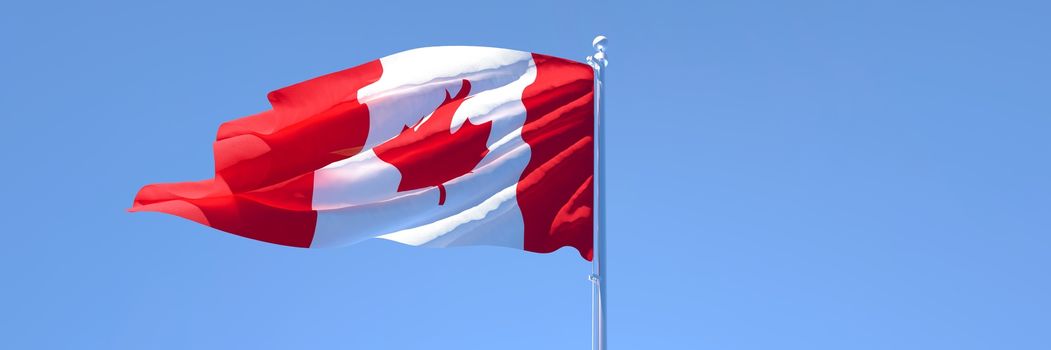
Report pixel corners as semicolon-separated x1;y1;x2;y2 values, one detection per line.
131;46;595;260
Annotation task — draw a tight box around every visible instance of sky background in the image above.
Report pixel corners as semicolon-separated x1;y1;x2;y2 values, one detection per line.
2;0;1050;349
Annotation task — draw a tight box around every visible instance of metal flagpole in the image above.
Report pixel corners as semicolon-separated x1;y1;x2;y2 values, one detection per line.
587;35;608;350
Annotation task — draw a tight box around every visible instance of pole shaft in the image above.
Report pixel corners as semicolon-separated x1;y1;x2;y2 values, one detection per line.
588;35;608;350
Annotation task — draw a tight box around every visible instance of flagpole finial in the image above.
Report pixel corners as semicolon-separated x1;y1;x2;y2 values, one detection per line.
592;35;607;52
587;35;608;70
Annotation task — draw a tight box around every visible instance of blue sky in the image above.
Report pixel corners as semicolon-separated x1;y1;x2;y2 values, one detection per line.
2;0;1049;349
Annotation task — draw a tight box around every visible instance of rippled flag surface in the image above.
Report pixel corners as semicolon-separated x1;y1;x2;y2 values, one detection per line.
131;47;595;260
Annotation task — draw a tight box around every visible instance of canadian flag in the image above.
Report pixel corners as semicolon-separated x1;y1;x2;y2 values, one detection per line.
131;46;595;260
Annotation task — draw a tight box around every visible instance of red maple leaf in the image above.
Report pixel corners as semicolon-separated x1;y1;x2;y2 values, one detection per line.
374;79;492;205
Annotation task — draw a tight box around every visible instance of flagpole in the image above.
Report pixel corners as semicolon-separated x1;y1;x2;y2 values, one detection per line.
587;35;608;350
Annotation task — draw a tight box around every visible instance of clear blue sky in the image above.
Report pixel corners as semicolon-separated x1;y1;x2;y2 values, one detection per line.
2;0;1049;349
